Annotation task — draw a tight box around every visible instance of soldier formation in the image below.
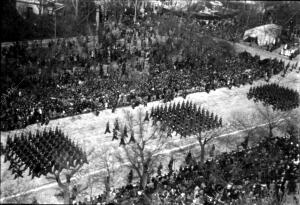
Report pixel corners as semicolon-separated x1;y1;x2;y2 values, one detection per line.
3;127;88;179
104;101;223;147
151;101;222;138
248;84;300;111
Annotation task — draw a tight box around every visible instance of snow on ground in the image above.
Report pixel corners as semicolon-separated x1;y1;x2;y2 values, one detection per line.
1;70;299;204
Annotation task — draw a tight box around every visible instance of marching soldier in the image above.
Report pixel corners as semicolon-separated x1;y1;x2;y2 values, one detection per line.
105;121;111;134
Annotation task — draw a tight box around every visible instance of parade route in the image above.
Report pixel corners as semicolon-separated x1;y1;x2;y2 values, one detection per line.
0;117;288;203
1;67;299;203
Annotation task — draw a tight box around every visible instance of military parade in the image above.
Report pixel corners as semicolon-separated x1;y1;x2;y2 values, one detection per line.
1;0;300;204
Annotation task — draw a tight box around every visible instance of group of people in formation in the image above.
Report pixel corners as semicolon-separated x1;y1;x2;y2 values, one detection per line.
103;100;223;147
248;83;300;111
2;128;88;180
150;101;222;138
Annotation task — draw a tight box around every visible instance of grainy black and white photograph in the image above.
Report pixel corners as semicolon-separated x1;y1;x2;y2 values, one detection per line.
0;0;300;204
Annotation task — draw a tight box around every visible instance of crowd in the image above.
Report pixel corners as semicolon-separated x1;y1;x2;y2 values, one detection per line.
1;3;296;132
247;83;300;111
73;128;300;205
1;43;290;132
196;18;241;42
3;127;88;179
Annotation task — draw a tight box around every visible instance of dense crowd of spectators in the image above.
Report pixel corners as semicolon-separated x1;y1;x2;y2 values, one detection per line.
0;39;290;132
248;84;300;111
1;4;296;132
195;18;241;42
73;129;300;205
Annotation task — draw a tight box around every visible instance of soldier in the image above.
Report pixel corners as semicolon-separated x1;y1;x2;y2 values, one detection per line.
112;129;118;141
144;111;149;121
168;156;174;175
114;119;120;131
123;125;128;138
119;136;126;146
104;121;111;134
129;131;136;144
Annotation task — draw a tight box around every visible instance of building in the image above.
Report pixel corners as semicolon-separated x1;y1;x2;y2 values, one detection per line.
15;0;64;17
243;24;282;46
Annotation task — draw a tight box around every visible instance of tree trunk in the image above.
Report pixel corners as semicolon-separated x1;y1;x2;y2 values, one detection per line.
198;134;206;163
56;173;71;205
63;189;71;205
39;0;42;15
140;172;148;190
64;175;71;204
200;144;205;163
269;125;273;138
75;0;79;19
105;176;110;201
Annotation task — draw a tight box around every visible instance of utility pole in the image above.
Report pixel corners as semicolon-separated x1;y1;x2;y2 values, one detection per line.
134;0;138;24
96;6;100;33
39;0;42;15
72;0;79;18
98;3;103;49
96;5;100;47
50;1;65;39
54;11;57;39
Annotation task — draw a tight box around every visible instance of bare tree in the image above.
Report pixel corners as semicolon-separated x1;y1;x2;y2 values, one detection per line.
115;108;170;190
63;146;116;203
277;111;300;141
254;103;296;138
46;156;90;204
230;102;299;147
196;127;226;163
94;146;118;201
229;111;263;148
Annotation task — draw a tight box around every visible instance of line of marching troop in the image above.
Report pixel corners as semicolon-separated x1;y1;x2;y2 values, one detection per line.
247;83;300;111
1;127;88;180
103;100;222;147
